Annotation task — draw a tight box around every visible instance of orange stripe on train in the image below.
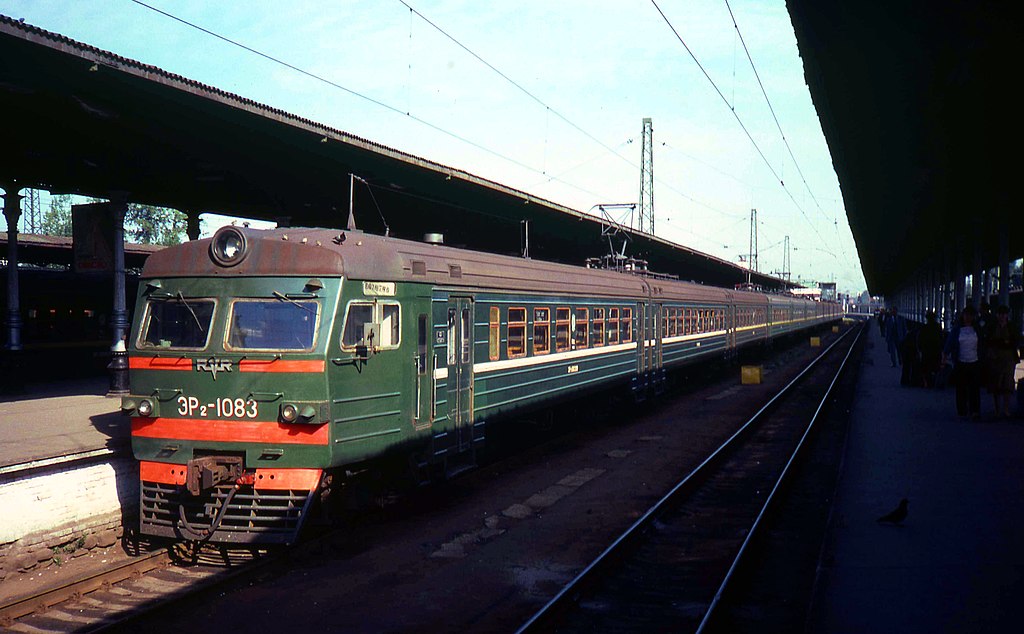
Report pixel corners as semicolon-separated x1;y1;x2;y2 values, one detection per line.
129;357;192;370
139;461;321;490
129;357;325;373
239;359;325;373
131;417;329;445
140;460;188;485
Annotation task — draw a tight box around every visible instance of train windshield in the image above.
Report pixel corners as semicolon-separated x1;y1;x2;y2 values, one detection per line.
140;297;216;349
227;299;319;351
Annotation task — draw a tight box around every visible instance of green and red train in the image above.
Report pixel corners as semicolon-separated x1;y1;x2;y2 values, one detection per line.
122;226;840;543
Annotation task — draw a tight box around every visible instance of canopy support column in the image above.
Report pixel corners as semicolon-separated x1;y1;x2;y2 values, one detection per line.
2;181;24;393
107;192;130;396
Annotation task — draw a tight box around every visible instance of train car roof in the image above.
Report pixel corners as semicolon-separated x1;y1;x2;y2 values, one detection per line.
142;227;820;305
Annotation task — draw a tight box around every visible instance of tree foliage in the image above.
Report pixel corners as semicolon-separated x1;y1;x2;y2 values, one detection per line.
40;194;73;237
126;204;187;246
38;195;187;246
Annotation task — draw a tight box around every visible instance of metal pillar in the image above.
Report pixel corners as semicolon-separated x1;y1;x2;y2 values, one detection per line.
954;248;966;316
921;263;928;318
930;262;938;317
747;208;758;285
998;228;1010;308
638;117;654;235
971;244;982;309
185;210;201;241
2;182;24;393
937;248;946;327
107;193;130;396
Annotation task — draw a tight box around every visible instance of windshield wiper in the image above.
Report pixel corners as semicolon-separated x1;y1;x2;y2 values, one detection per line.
176;291;205;333
272;290;317;314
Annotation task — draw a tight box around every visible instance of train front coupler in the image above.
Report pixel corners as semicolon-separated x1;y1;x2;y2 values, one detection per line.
185;455;244;496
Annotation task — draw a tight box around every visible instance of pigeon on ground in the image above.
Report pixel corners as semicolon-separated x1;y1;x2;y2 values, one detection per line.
877;498;908;525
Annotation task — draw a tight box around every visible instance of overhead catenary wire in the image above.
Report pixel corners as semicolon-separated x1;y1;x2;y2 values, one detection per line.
127;0;616;203
127;0;852;281
723;0;826;217
396;0;638;174
649;0;829;249
398;1;753;231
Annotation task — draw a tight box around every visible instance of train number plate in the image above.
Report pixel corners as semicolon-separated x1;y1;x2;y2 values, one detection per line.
177;395;258;419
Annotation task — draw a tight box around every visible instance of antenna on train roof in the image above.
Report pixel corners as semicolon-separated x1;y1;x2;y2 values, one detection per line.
347;173;358;232
348;173;392;237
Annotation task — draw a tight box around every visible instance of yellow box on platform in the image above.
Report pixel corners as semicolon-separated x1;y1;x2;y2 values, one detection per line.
832;326;839;333
741;365;762;384
810;336;821;347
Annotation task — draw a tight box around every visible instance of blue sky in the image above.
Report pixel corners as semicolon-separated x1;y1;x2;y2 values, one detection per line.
1;0;867;294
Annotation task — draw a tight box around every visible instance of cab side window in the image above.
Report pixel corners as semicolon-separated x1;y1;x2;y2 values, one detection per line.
342;303;374;347
341;301;401;350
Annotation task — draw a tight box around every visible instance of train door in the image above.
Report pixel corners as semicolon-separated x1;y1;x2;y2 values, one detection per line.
727;304;737;353
633;300;664;398
414;312;430;427
446;297;474;453
636;301;648;376
654;302;664;370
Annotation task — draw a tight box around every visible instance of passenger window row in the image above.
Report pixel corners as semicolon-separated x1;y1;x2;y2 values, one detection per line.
736;308;767;328
662;307;726;337
489;305;635;361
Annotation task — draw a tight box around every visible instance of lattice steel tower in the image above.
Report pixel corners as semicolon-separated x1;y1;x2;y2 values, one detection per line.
782;235;791;284
747;208;759;285
638;117;654;235
24;188;40;234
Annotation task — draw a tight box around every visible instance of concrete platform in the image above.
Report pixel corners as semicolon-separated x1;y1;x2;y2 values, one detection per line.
0;377;128;470
807;325;1024;632
0;378;135;572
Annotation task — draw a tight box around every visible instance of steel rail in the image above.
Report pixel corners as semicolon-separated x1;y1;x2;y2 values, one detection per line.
0;549;170;627
517;324;859;633
695;321;864;632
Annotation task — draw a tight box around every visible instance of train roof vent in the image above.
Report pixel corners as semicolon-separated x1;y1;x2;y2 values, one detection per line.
411;260;427;276
448;264;462;278
424;233;444;245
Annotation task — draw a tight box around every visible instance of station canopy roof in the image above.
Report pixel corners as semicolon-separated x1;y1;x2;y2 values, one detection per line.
0;14;795;291
787;1;1023;296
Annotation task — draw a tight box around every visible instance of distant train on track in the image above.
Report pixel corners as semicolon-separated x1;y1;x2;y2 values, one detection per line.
122;226;840;543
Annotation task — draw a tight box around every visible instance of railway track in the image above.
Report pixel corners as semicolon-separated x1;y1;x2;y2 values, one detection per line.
0;541;267;632
518;322;864;633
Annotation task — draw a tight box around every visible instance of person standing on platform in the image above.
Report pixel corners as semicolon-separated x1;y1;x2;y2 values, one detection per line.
917;310;943;387
978;302;992;334
984;305;1020;418
943;305;984;420
885;307;907;367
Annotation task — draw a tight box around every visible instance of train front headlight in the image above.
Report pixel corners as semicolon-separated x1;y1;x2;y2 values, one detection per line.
210;226;248;267
137;399;154;417
279;403;322;423
280;403;299;423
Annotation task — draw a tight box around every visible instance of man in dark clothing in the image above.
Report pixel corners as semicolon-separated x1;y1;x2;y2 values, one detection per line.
885;307;907;367
901;324;921;386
